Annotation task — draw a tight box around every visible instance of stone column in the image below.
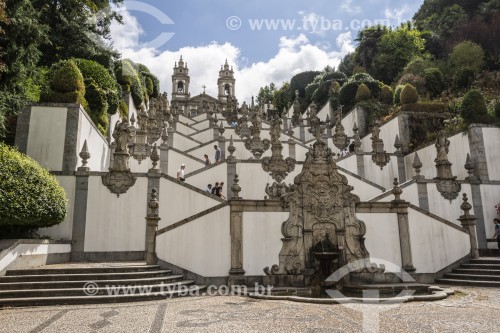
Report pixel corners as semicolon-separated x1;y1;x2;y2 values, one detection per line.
145;188;161;265
167;127;174;148
412;152;430;211
467;125;489;181
71;173;90;261
228;209;245;286
218;136;226;162
159;143;169;174
288;138;296;160
392;179;415;273
458;193;480;259
394;135;406;183
299;126;305;142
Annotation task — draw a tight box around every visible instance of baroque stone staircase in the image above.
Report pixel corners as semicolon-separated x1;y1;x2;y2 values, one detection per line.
0;262;205;307
436;258;500;287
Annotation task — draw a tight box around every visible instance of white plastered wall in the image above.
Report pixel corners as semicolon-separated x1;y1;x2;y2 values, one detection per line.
408;207;470;273
190;128;214;143
191;119;210;131
362;155;399;190
483;127;500;180
360;116;400;154
84;176;148;252
185;163;227;193
242;212;288;276
172;133;199;151
176;122;197;136
77;111;110;172
38;176;76;240
168;149;205;178
481;185;500;241
156;206;231;277
358;213;402;270
26;106;68;171
158;177;221;228
405;131;471;180
427;183;472;224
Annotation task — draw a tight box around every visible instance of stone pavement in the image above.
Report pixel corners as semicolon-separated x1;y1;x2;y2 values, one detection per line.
0;286;499;333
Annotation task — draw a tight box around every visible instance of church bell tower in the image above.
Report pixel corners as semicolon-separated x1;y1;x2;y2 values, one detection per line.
217;59;235;104
171;55;190;102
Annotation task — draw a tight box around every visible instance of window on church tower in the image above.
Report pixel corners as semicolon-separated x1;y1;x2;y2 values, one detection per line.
177;81;184;93
224;84;230;95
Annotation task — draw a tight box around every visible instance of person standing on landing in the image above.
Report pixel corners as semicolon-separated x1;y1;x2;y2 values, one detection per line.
177;163;186;182
214;145;221;163
204;154;211;167
492;218;500;257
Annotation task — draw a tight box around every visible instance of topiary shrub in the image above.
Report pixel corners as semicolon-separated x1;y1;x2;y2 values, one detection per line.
393;85;405;105
338;81;359;107
355;83;371;102
330;81;341;94
51;60;85;93
40;60;87;108
0;143;67;236
398;73;426;95
460;90;489;125
380;85;393;104
424;68;445;98
400;84;419;105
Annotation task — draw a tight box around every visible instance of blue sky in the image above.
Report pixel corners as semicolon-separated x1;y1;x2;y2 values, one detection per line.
111;0;423;102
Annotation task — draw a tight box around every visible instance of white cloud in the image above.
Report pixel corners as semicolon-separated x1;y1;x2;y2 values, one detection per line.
110;11;354;104
340;0;361;15
298;11;327;37
384;5;411;25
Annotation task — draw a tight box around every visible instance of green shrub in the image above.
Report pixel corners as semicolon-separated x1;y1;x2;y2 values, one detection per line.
495;100;500;118
323;72;348;85
460;90;489;125
119;99;129;118
454;68;475;89
0;143;67;232
424;68;445;97
398;73;426;95
339;81;359;107
141;72;160;98
73;58;120;116
393;85;405;105
401;102;447;113
355;83;371;102
330;81;341;94
380;85;393;104
400;84;419;105
51;60;85;93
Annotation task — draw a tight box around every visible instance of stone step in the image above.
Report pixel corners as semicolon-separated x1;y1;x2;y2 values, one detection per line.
0;275;184;290
460;264;500;270
0;285;206;307
0;270;172;283
436;278;500;288
443;273;500;282
468;259;500;265
5;265;160;276
453;268;500;276
0;280;195;298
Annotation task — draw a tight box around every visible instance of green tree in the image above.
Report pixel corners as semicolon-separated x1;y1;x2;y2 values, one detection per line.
272;82;290;116
338;53;356;76
449;41;485;74
372;27;426;84
31;0;123;70
354;25;388;73
256;83;276;107
0;0;48;139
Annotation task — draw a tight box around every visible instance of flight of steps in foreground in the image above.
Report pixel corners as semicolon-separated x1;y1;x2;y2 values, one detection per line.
0;262;205;307
436;258;500;287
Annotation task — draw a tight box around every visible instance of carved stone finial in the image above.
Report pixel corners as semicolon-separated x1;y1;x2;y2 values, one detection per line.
150;143;159;171
161;125;168;145
464;153;477;181
231;174;242;200
392;177;403;202
412;152;423;178
370;120;389;169
460;193;472;217
218;121;225;136
227;135;236;159
394;134;402;152
244;112;270;159
130;113;136;127
78;140;90;171
148;188;159;217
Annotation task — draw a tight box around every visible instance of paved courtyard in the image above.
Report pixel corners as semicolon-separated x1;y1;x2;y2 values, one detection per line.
0;286;499;333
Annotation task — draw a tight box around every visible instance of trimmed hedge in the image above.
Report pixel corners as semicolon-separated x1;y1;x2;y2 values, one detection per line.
401;102;447;113
393;85;405;105
460;90;489;125
51;60;85;93
400;84;419;105
424;67;445;97
355;83;371;102
0;143;67;230
380;85;393;104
